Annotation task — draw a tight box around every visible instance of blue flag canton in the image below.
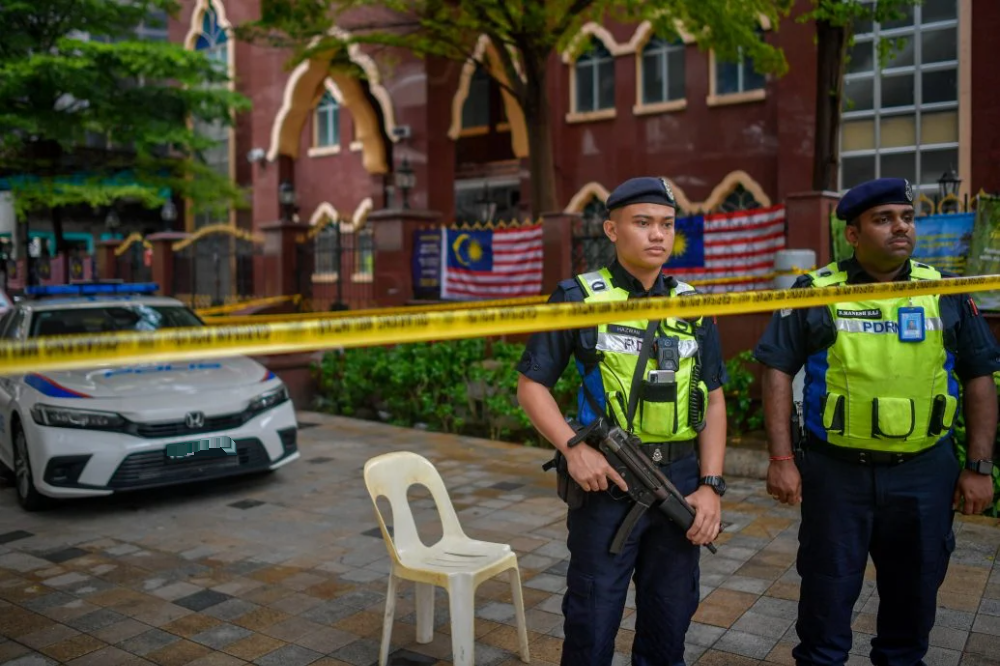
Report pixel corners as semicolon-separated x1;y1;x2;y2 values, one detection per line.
446;229;494;271
663;215;706;269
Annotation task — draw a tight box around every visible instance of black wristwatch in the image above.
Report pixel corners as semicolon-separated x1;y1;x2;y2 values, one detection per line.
699;476;727;497
966;459;994;476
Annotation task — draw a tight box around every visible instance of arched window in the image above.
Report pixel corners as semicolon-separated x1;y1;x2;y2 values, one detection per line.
462;65;491;129
315;221;340;277
641;37;685;104
572;196;615;273
575;42;615;113
194;6;228;70
192;4;230;228
715;40;765;96
715;184;763;213
315;90;340;148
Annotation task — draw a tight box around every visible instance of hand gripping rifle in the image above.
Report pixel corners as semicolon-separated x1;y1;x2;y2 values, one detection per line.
567;417;718;555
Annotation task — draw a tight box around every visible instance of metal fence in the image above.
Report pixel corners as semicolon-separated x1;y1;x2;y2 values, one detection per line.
172;227;261;308
296;222;375;311
115;236;153;284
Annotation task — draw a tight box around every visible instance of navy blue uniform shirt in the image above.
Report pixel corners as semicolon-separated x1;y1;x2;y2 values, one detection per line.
754;256;1000;381
517;259;728;390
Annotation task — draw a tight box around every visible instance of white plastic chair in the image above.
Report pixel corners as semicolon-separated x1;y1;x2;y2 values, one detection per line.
363;451;531;666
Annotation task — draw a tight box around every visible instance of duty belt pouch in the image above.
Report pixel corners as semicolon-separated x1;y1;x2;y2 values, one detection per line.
550;450;585;509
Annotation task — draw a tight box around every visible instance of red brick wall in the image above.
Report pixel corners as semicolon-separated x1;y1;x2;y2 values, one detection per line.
971;0;1000;194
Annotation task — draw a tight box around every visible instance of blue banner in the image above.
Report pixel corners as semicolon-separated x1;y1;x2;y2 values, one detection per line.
411;228;442;299
912;212;975;274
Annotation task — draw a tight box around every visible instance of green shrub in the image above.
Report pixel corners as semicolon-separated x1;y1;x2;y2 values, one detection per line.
312;338;580;447
725;350;764;437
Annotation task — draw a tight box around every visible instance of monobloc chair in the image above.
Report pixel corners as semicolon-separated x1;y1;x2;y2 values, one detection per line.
363;451;531;666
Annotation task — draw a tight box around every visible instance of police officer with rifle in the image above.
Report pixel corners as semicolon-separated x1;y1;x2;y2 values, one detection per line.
517;176;729;666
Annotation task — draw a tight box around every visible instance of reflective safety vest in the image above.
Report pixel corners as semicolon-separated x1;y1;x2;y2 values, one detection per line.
576;268;708;443
803;259;958;453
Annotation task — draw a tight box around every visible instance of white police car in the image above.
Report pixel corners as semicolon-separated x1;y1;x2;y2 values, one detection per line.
0;283;299;511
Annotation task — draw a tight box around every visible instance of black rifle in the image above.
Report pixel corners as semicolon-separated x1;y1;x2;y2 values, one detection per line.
567;417;718;555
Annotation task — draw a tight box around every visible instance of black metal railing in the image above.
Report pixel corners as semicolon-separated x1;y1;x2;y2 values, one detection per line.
172;234;260;308
116;241;152;284
296;223;375;311
571;214;615;275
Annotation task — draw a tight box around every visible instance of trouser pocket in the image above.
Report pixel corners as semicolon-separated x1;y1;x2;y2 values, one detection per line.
872;397;915;438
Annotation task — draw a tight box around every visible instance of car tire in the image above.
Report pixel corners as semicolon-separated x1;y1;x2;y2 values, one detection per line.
12;424;51;512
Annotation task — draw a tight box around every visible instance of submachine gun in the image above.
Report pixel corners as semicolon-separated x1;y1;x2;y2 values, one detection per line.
564;417;718;555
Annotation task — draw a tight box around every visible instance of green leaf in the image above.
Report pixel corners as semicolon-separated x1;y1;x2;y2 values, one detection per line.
0;0;251;233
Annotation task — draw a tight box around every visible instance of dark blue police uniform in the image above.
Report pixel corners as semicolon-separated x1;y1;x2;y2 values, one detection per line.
754;179;1000;666
518;254;727;666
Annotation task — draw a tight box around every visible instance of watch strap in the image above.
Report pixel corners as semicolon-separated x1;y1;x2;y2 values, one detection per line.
966;459;994;475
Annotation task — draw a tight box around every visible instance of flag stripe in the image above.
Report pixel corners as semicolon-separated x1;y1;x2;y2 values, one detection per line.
664;206;787;291
442;223;544;300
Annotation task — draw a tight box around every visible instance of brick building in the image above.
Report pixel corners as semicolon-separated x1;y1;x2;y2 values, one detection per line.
169;0;995;232
113;0;995;320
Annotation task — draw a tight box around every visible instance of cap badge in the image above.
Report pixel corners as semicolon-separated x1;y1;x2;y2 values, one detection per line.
904;179;914;202
659;178;675;202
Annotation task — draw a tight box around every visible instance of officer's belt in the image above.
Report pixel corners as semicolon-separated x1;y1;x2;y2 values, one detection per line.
804;434;940;466
637;439;696;464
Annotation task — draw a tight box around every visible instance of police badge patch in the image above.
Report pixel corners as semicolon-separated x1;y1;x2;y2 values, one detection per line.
904;179;914;202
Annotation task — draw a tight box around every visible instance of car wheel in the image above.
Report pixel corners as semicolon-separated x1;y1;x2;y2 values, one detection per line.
12;425;51;511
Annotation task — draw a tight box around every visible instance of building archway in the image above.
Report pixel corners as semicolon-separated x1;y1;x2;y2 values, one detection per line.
448;34;529;158
267;30;398;174
563;171;768;215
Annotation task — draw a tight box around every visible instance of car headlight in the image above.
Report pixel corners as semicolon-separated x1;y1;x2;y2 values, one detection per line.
248;385;289;414
31;404;126;431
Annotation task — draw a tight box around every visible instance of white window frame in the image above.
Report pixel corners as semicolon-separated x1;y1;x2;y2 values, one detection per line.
635;37;687;115
567;41;617;123
838;3;959;195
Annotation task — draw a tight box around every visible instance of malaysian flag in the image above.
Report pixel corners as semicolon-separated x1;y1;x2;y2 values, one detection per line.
440;222;543;300
664;204;787;292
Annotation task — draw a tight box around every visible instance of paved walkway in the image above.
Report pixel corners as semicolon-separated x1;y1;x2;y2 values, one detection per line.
1;413;998;666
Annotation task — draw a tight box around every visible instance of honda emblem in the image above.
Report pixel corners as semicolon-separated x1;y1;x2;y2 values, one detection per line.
185;412;205;429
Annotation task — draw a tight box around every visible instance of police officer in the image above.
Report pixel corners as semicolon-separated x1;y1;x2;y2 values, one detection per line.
517;177;729;666
753;177;999;666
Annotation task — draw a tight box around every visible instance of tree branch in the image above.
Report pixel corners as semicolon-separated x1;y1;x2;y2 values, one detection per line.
484;33;527;102
552;0;600;41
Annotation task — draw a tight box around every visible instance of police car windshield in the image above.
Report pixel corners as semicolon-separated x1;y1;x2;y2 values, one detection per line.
29;306;203;338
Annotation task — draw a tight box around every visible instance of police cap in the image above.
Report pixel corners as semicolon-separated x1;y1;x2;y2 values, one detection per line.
605;177;677;212
836;177;915;222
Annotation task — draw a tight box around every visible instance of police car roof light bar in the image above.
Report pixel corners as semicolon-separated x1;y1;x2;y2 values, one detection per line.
25;282;160;297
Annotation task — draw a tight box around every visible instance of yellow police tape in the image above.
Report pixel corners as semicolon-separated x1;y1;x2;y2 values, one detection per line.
1;275;998;376
195;294;301;317
204;295;549;325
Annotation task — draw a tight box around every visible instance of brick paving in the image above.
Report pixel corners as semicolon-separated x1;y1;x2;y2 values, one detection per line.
0;412;998;666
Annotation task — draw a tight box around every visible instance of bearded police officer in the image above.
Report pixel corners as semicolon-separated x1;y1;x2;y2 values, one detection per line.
517;177;729;666
754;177;999;666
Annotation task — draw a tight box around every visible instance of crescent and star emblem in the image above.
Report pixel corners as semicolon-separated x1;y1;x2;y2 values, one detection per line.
452;233;484;268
